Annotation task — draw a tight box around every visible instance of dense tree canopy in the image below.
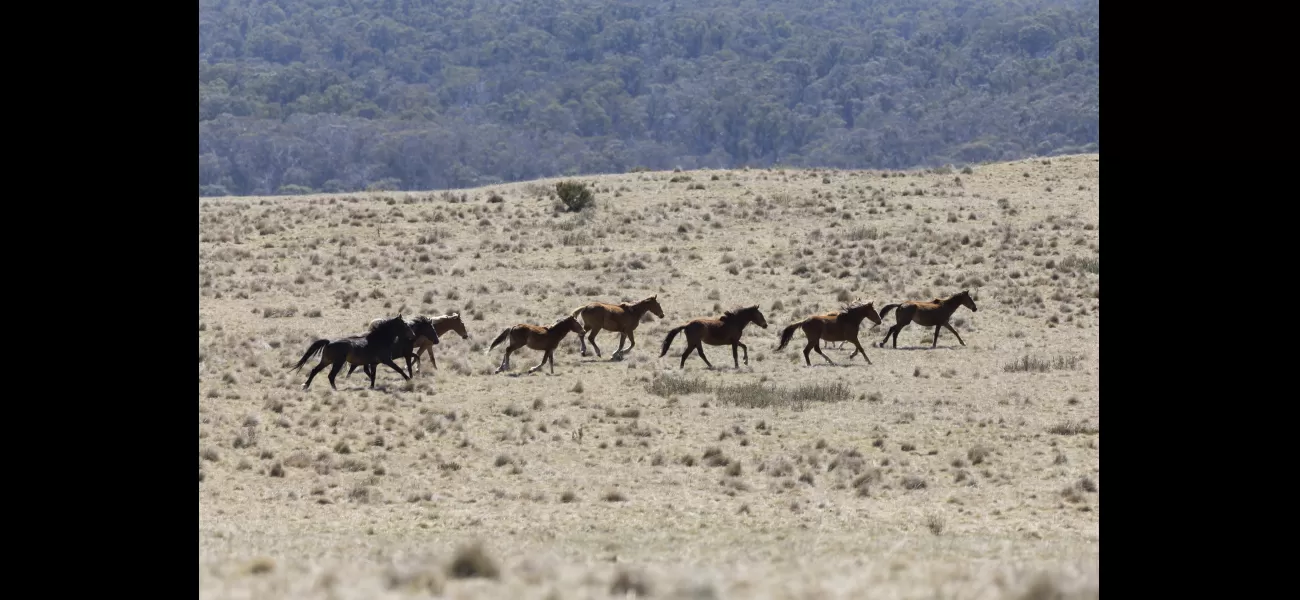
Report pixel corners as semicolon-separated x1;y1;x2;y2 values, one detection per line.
198;0;1099;196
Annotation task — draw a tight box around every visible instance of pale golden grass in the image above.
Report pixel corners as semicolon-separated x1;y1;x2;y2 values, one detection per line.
199;155;1100;599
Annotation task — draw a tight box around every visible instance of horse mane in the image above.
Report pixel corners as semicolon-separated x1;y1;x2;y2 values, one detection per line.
431;312;460;322
413;315;434;327
720;305;758;322
551;314;576;327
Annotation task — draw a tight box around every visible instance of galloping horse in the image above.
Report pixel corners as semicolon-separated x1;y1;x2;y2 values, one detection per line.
659;305;768;369
417;313;471;371
776;300;883;366
354;312;468;375
345;315;442;381
877;290;978;349
570;295;665;360
289;314;416;390
487;314;585;375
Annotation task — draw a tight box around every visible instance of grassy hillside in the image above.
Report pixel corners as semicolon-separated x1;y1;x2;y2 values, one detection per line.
199;0;1099;196
198;156;1100;598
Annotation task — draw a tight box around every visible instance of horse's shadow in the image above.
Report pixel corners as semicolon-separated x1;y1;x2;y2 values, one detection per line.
875;345;962;352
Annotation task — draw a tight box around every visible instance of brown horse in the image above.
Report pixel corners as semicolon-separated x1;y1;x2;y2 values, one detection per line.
659;305;769;369
776;300;883;366
570;295;665;360
417;313;471;370
487;314;585;374
289;314;416;390
877;290;978;349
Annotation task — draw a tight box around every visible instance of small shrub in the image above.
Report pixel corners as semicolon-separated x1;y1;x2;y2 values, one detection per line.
555;181;595;212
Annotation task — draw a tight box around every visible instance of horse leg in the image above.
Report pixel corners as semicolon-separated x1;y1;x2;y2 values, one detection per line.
879;325;896;348
381;358;410;380
812;339;834;365
802;340;814;366
680;344;693;368
327;360;346;391
739;341;749;365
528;350;549;374
932;325;942;348
694;344;713;369
732;343;740;368
496;347;513;373
623;331;636;356
303;359;330;390
577;324;590;356
345;363;360;378
943;323;966;346
612;332;628;359
850;339;872;364
587;329;602;358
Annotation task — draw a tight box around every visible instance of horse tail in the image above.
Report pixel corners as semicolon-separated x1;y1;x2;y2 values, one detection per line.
487;327;512;353
660;325;687;357
290;339;329;371
570;304;587;321
879;304;901;320
776;319;807;351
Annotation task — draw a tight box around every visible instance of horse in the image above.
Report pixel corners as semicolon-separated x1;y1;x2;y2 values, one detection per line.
877;290;978;349
659;305;769;369
486;314;585;375
345;315;442;381
569;295;665;360
289;314;416;390
776;300;883;366
417;313;471;370
352;312;468;376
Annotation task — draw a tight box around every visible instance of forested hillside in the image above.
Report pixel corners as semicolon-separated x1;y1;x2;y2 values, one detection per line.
198;0;1099;197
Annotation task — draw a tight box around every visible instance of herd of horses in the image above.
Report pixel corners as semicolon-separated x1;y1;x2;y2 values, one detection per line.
289;290;979;391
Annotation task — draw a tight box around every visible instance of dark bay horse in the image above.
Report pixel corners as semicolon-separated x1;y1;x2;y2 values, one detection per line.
290;314;416;390
776;300;883;366
659;305;768;369
487;314;585;375
570;295;665;360
877;290;978;349
346;315;442;381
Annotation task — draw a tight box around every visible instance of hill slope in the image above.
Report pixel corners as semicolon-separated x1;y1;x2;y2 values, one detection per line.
199;0;1099;196
198;156;1100;598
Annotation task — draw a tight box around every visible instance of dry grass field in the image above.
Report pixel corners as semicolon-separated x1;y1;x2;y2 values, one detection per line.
198;154;1100;599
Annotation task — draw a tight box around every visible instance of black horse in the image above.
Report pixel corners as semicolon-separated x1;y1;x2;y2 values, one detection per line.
345;315;442;381
290;314;416;390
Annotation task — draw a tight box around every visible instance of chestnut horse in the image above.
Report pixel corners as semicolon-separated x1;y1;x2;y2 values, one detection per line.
659;305;768;369
776;300;883;366
487;314;585;374
877;290;978;349
570;295;665;360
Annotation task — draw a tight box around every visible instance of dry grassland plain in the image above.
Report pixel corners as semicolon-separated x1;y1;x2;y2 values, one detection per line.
198;154;1100;599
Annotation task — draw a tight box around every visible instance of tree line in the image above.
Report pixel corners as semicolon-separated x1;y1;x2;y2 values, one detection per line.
198;0;1099;197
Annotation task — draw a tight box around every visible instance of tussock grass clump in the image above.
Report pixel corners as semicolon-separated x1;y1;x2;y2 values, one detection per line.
1048;420;1098;435
647;374;710;397
447;542;500;580
610;567;653;596
713;381;851;410
1058;255;1099;274
1002;354;1083;373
